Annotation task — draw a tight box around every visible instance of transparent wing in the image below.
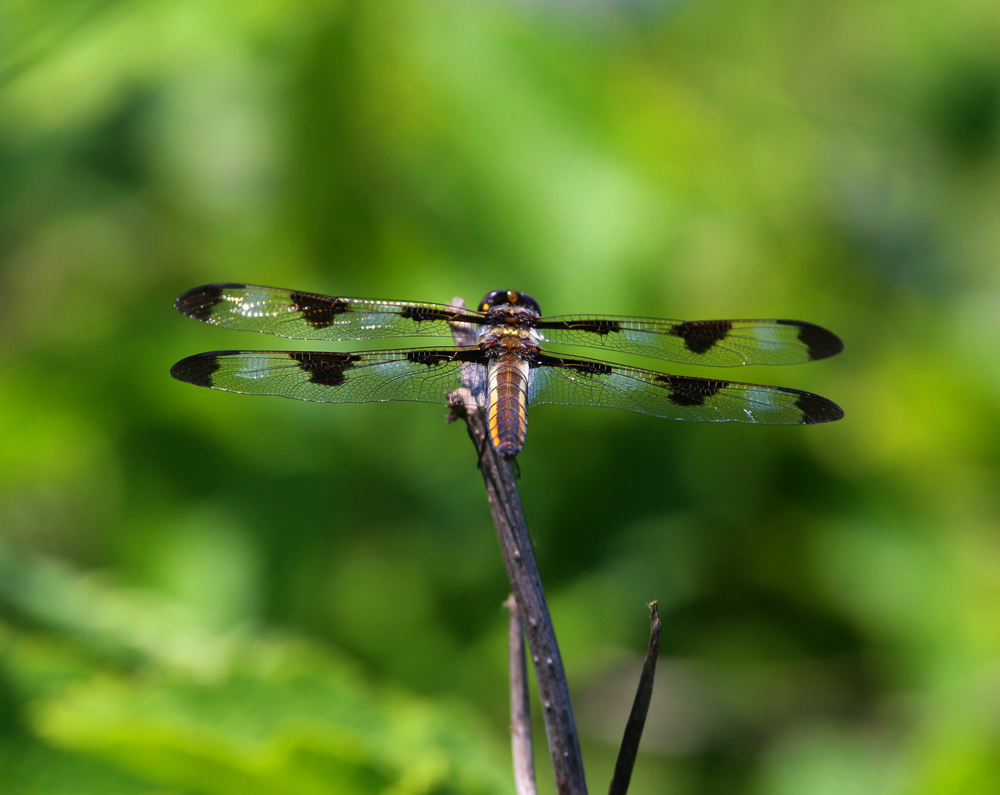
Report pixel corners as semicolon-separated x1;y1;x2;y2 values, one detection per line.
528;353;843;425
170;348;487;405
175;284;486;342
533;316;843;366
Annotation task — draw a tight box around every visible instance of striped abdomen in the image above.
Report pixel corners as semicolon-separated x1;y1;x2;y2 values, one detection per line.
487;354;531;459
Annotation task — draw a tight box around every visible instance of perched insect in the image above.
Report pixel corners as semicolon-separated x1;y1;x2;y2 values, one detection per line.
171;284;843;458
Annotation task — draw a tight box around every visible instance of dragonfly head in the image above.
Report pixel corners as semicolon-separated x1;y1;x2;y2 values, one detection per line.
478;290;542;316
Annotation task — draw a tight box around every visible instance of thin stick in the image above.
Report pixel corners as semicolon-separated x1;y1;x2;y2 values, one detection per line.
449;299;588;795
506;594;538;795
607;602;662;795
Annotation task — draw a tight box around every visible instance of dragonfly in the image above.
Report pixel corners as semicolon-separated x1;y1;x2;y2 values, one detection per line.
170;284;844;459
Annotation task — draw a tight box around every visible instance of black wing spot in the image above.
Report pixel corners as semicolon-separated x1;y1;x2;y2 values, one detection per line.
288;351;360;386
399;306;457;323
657;375;728;407
406;349;488;367
795;391;845;424
533;353;612;375
170;353;224;388
567;360;613;375
572;319;621;336
290;292;350;329
406;350;454;367
777;320;845;361
176;284;231;322
534;319;622;335
669;320;733;355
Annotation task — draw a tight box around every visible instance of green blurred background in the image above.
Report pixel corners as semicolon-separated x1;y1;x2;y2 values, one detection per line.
2;0;1000;793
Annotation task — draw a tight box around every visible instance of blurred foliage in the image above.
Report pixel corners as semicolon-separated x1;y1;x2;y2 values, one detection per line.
2;0;1000;793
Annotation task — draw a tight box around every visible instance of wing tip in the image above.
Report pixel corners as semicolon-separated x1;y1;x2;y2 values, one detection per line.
170;351;232;388
795;391;845;424
777;320;844;361
174;283;246;321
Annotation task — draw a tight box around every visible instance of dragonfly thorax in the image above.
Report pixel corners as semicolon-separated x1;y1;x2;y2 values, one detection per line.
476;321;543;352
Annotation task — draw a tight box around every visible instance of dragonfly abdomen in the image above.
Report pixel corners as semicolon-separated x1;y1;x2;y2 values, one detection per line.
487;356;530;459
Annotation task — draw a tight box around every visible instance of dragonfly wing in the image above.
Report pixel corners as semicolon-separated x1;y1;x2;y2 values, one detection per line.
527;352;843;424
175;284;486;342
170;348;488;405
534;316;843;366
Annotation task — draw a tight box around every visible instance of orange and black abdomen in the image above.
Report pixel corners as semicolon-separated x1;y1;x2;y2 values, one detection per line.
487;354;531;459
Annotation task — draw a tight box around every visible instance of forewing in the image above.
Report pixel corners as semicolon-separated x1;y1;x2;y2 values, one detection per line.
533;316;843;366
528;353;843;425
170;348;486;405
175;284;486;341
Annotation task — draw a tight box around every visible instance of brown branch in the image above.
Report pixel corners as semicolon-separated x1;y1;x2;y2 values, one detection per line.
449;299;588;795
506;595;538;795
607;602;662;795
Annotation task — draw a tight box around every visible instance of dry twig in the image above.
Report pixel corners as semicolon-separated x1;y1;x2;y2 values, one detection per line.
448;298;588;795
608;602;662;795
506;594;538;795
